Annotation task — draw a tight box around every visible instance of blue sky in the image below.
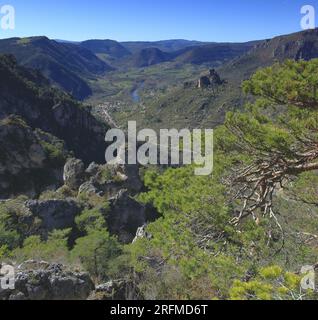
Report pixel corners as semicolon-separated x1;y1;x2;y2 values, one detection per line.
0;0;318;42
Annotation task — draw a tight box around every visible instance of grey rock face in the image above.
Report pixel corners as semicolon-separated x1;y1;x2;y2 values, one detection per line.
1;261;94;300
197;69;224;89
122;164;143;194
209;69;223;85
63;158;85;189
197;75;211;88
89;280;139;300
78;181;100;196
133;225;152;243
85;162;100;175
108;190;146;243
0;55;109;165
25;199;82;237
0;116;48;198
79;162;143;198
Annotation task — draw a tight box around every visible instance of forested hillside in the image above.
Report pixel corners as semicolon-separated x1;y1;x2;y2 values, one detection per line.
1;56;317;300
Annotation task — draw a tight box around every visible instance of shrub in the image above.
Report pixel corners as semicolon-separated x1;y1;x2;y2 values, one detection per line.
12;229;71;263
71;229;122;281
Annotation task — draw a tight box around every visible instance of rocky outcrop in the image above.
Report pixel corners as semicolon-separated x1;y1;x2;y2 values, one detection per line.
85;162;100;175
50;102;108;164
120;164;143;194
89;280;140;300
0;116;67;198
197;76;211;88
25;199;82;238
78;181;100;196
0;55;109;165
197;69;224;88
65;160;143;197
209;69;223;85
8;157;151;243
1;147;154;244
63;160;154;243
0;261;94;300
63;158;85;190
0;117;46;176
0;260;145;300
89;281;127;300
108;190;147;243
133;225;152;243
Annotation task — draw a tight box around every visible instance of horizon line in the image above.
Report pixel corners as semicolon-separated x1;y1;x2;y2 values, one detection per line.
0;27;312;44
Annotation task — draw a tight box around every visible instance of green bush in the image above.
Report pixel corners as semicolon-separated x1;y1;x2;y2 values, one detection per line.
12;229;71;263
229;266;315;300
71;229;122;281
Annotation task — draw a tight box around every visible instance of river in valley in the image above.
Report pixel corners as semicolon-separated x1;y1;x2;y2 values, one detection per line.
131;82;144;103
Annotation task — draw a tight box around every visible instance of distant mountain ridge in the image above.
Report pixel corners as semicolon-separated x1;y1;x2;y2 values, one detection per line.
0;36;113;100
80;39;131;61
222;28;318;76
120;39;208;53
127;47;171;68
172;41;259;65
117;42;258;68
129;28;318;130
0;36;261;98
2;30;318;105
58;38;258;67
